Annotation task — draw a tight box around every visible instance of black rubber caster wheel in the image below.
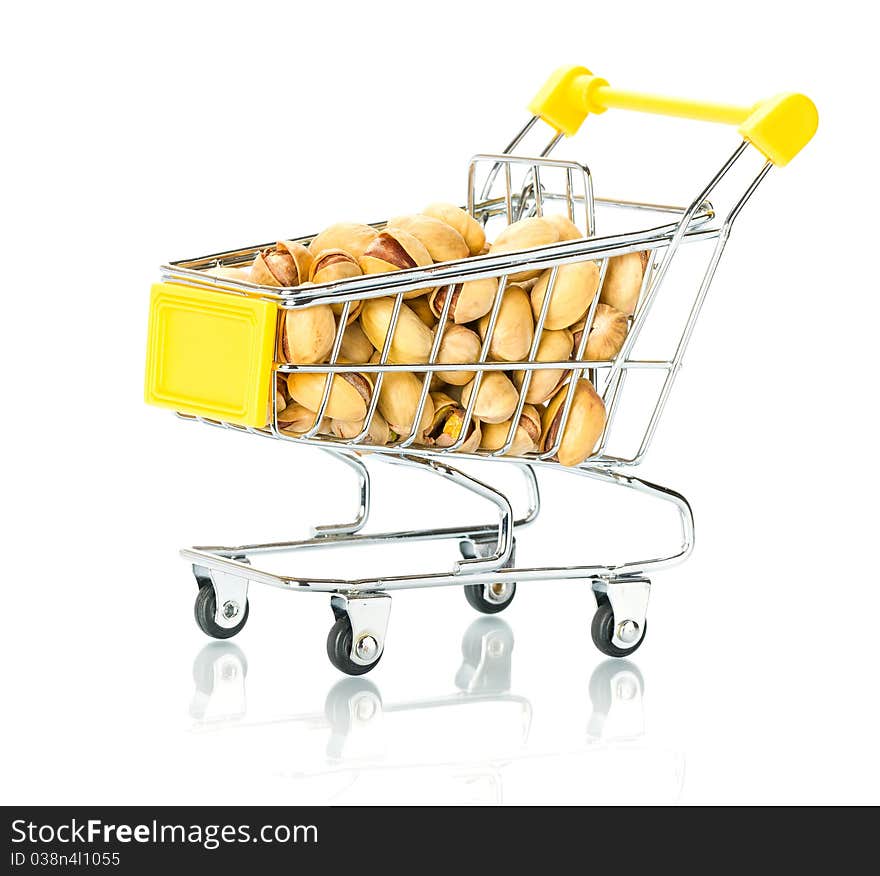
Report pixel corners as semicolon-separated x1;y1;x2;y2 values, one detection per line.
326;616;382;676
194;585;249;640
590;602;646;658
464;580;516;614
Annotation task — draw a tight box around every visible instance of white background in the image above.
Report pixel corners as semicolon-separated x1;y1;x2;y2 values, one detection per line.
2;0;877;805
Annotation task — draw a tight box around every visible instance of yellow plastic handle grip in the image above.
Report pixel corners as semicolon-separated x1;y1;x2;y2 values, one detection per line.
528;66;818;166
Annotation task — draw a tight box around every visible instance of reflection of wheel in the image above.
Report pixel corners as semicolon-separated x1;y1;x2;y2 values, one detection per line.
456;617;515;693
192;643;249;695
324;678;383;734
194;585;249;640
588;658;644;715
464;580;516;614
326;616;382;676
590;602;645;658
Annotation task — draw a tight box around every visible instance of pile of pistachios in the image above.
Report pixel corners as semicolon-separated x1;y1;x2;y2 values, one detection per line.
205;204;648;466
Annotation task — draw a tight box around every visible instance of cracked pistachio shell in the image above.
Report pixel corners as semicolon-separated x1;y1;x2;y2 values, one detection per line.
251;240;312;286
436;323;481;385
375;369;434;438
513;328;573;404
423;391;481;452
308;223;379;260
600;251;650;315
408;294;438;328
479;404;541;456
331;411;392;445
339;320;375;364
286;371;372;422
309;248;363;285
461;372;519;424
251;241;313;287
531;260;600;330
429;276;498;324
360;297;434;364
488;217;560;281
540;379;606;467
423;202;486;255
476;284;534;362
277;402;327;436
576;303;629;361
359;229;432;274
543;214;583;241
278;304;337;364
387;214;469;263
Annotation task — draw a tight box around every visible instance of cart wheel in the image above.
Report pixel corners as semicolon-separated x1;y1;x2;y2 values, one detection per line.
326;616;382;676
464;581;516;614
590;602;646;658
194;585;249;640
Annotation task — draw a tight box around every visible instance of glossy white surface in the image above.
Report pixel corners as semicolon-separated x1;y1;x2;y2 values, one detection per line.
2;0;877;805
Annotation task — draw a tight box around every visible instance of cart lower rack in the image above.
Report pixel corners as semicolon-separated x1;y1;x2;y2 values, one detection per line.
146;65;817;674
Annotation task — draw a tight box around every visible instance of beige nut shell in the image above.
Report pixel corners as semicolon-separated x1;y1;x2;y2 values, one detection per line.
600;251;649;315
423;202;486;255
279;304;337;365
375;370;435;438
531;260;601;330
476;284;534;362
540;379;606;467
308;223;379;260
512;328;574;404
461;372;519;424
488;217;560;282
436;323;481;385
479;405;541;456
360;297;434;364
286;372;371;422
387;214;469;263
430;276;498;324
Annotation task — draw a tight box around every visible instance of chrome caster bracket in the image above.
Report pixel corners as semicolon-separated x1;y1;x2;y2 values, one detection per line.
331;593;392;667
594;577;650;650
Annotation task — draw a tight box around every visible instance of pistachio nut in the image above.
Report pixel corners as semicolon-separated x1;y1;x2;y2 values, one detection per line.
574;303;629;361
429;276;498;324
274;374;289;416
331;411;393;446
360;297;434;364
204;265;253;282
461;372;519;424
540;379;607;467
422;392;481;452
476;284;534;362
308;223;379;261
512;328;574;404
488;217;560;281
339;319;375;364
309;249;363;285
543;214;583;241
277;402;326;436
251;241;312;287
479;404;541;456
278;304;337;365
287;371;372;422
531;260;600;330
423;202;486;256
436;323;481;385
387;215;469;263
600;251;649;315
408;293;439;328
375;369;435;438
359;229;432;274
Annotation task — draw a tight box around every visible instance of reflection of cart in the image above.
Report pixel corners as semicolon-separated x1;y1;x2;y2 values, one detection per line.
147;66;817;673
189;619;681;804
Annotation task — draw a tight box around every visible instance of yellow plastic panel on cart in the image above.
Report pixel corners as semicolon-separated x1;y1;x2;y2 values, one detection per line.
145;283;277;427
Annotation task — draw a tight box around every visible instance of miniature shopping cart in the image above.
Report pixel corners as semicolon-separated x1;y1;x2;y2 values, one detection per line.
145;66;817;674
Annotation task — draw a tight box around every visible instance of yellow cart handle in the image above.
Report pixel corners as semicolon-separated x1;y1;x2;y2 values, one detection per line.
528;66;818;166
